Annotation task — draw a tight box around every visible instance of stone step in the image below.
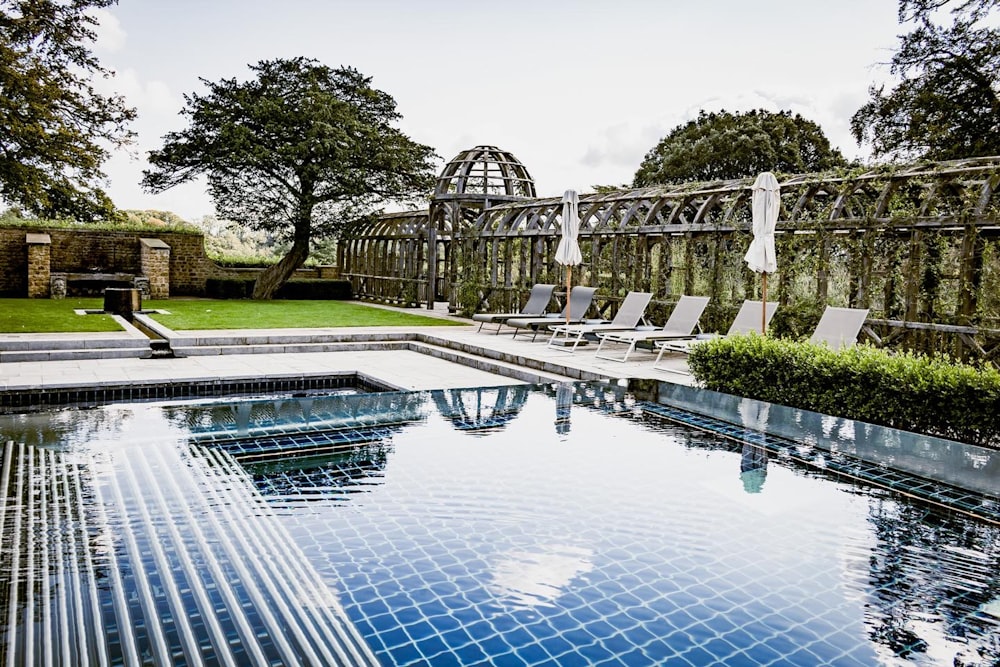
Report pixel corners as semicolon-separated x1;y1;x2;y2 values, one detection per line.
0;335;149;352
0;347;152;362
171;341;404;357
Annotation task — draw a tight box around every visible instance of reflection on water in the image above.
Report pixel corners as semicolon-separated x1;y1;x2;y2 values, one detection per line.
431;385;530;434
554;382;574;436
490;546;594;610
0;380;997;666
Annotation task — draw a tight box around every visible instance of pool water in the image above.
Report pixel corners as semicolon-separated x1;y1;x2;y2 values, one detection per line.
1;381;998;666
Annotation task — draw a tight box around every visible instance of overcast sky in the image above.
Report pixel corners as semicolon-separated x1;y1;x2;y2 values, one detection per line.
92;0;904;221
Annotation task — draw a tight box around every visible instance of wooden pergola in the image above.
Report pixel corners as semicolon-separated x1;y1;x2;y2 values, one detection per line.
340;152;1000;361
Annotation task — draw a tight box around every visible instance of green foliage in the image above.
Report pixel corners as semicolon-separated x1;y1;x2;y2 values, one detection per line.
142;57;438;299
276;280;352;300
208;255;279;268
0;0;136;219
120;209;192;228
0;213;199;234
851;0;1000;160
633;109;849;187
204;278;255;299
205;278;352;300
688;334;1000;447
767;300;826;340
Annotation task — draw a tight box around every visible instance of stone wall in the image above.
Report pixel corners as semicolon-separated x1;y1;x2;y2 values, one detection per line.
0;227;28;296
0;224;339;297
25;234;51;298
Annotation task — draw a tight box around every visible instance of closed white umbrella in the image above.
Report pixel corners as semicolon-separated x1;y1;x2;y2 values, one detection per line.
554;381;573;435
738;397;770;493
555;189;583;325
744;172;780;334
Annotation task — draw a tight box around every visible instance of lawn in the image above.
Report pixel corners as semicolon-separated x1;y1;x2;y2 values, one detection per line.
0;298;122;333
145;299;465;330
0;298;465;333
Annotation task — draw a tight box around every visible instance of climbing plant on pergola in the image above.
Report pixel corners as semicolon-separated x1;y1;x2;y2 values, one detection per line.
341;153;1000;361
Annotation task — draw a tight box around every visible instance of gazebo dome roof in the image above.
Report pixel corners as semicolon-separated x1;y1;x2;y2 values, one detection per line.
433;145;536;202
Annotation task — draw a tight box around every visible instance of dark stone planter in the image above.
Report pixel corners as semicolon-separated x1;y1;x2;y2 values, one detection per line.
103;288;142;321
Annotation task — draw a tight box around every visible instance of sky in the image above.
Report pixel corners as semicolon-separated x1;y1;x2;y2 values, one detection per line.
90;0;905;221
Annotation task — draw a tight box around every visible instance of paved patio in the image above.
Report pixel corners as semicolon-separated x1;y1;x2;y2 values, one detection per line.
0;302;696;395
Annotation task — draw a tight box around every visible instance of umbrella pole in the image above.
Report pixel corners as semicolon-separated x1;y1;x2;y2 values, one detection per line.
565;266;572;325
761;273;768;335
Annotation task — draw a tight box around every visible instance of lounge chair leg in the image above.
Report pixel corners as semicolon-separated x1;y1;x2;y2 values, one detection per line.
653;344;668;368
546;328;561;348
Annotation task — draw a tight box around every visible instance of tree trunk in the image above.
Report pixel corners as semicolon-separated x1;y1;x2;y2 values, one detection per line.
253;231;311;299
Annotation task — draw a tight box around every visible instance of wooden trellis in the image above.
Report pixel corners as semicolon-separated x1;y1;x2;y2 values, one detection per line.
340;154;1000;362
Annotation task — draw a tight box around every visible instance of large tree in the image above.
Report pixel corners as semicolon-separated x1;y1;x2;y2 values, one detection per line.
0;0;135;219
851;0;1000;161
142;57;437;299
633;109;847;187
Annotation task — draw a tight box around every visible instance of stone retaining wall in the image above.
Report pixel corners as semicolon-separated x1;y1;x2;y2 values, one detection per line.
0;225;337;298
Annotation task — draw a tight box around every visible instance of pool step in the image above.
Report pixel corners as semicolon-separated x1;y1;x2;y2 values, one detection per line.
169;338;578;384
0;439;380;666
0;346;153;362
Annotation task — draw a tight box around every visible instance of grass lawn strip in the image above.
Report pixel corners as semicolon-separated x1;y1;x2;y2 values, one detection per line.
0;298;122;333
144;299;464;330
0;298;464;333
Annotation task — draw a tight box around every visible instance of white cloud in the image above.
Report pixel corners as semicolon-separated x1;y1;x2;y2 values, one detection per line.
579;122;668;175
90;0;903;218
88;8;126;53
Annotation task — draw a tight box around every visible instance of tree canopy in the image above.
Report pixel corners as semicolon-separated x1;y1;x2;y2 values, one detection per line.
851;0;1000;161
142;57;438;299
633;109;848;187
0;0;135;220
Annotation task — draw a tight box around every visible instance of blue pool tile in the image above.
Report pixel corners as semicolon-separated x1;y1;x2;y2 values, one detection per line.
539;635;575;660
452;640;489;664
509;641;551;664
439;627;475;651
501;627;538;650
411;633;450;662
385;640;425;666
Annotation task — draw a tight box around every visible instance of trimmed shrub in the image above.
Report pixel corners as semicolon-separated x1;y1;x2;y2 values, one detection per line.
205;278;352;300
205;278;254;299
687;334;1000;447
275;279;352;300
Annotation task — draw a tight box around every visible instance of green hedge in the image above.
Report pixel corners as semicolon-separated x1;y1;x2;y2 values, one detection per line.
687;334;1000;447
205;278;352;300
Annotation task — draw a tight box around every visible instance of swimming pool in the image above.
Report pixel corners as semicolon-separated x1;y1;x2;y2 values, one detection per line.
1;380;997;665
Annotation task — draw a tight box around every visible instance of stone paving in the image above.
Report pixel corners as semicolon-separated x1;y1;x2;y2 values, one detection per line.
0;303;696;395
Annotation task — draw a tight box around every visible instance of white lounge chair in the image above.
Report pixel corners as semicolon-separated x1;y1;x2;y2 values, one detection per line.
809;306;869;350
508;286;598;340
593;295;710;362
545;291;653;352
652;300;779;369
472;284;556;334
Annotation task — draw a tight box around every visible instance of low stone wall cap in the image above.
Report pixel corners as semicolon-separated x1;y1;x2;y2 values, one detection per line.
140;237;171;249
26;233;51;244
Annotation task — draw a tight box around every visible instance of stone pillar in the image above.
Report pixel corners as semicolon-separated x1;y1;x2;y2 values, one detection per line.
140;237;171;299
26;233;52;298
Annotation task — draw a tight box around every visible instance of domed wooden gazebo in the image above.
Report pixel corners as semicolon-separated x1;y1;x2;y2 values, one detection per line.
340;152;1000;361
339;145;537;307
